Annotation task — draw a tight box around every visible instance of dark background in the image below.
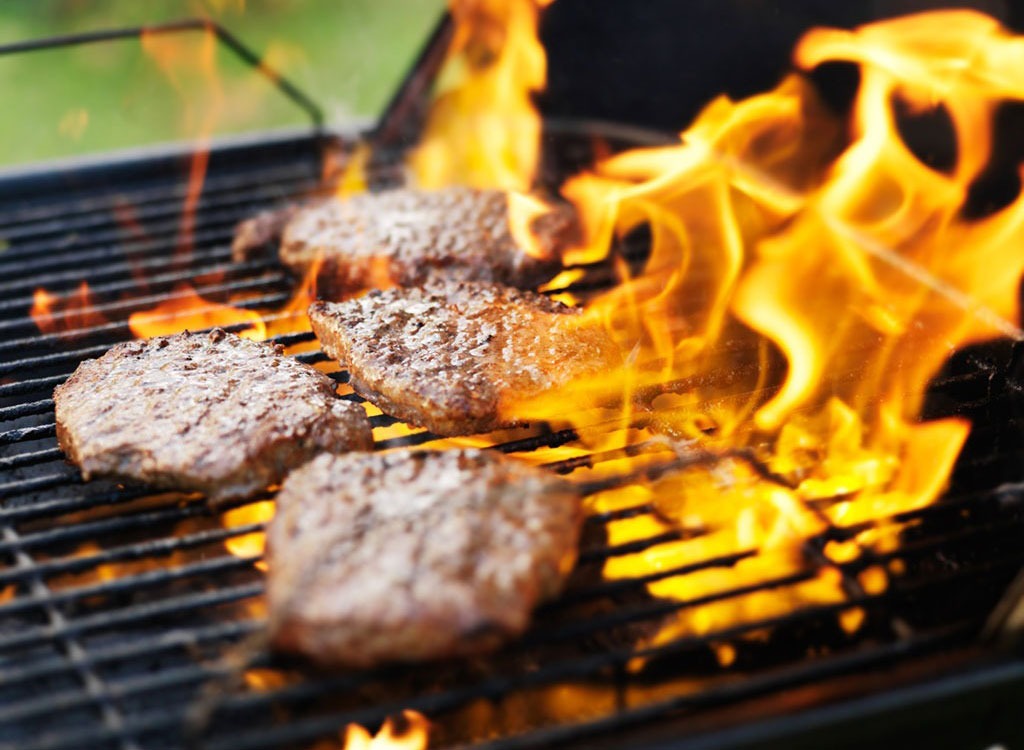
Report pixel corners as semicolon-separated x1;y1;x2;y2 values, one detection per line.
539;0;1015;134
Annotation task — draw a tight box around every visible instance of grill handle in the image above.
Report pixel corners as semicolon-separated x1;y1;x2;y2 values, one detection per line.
0;18;323;132
371;12;453;152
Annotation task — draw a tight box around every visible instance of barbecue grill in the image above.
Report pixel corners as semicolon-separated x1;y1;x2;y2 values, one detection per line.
1;11;1023;750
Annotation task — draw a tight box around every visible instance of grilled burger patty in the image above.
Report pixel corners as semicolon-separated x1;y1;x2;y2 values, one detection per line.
54;329;373;504
234;187;574;297
308;279;622;436
267;449;583;667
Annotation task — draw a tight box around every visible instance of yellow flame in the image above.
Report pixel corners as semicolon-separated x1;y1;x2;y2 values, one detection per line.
127;284;267;340
506;191;559;259
409;0;551;190
222;501;275;572
338;711;430;750
509;9;1024;645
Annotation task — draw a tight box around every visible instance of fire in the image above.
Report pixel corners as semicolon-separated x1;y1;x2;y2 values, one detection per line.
506;9;1024;644
127;284;266;340
335;142;371;198
30;2;1023;673
30;282;110;338
408;0;552;191
506;191;559;259
222;500;275;572
141;25;223;263
335;711;430;750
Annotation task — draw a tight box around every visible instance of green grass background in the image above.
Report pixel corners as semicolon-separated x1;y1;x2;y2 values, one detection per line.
0;0;443;167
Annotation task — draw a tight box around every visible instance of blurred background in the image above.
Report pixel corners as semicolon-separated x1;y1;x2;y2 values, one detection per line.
3;0;1017;170
0;0;443;167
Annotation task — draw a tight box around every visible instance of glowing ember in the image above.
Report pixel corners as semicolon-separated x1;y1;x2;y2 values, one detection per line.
335;711;430;750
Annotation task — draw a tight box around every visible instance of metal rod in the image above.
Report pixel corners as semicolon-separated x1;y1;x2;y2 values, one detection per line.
371;13;453;151
0;160;314;231
0;170;315;251
0;19;323;130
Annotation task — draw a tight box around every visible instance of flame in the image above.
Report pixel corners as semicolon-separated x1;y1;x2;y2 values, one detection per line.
127;284;266;340
30;6;1024;689
335;142;371;198
505;9;1024;645
506;191;559;259
330;711;429;750
264;255;323;342
30;282;110;337
222;500;275;572
243;668;289;692
409;0;552;191
141;25;224;263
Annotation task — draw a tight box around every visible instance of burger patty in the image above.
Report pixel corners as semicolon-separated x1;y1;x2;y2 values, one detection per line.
233;187;575;297
308;280;622;436
54;329;373;504
230;205;299;261
267;449;583;667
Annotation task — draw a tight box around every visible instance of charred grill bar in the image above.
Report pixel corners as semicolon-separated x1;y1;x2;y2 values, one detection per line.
1;13;1024;750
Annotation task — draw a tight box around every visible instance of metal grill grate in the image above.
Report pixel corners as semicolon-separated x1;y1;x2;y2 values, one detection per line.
0;130;1022;750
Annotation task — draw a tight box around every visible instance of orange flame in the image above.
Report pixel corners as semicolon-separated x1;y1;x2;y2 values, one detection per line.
222;500;275;572
127;284;266;340
30;282;110;338
409;0;552;191
507;9;1024;642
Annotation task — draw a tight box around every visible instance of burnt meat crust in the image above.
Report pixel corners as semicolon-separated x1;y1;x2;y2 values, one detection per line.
53;329;373;504
275;187;574;297
267;449;583;667
308;279;622;436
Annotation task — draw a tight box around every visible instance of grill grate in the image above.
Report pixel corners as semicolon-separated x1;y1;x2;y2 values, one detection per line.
0;130;1022;750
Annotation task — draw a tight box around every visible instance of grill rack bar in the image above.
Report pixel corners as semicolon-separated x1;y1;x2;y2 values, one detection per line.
1;558;1009;750
0;129;1021;750
193;614;984;750
1;526;141;750
0;163;315;241
0;273;290;345
0;173;315;270
0;465;1019;721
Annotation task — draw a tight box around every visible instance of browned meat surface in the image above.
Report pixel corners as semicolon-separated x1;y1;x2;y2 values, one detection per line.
308;280;622;436
267;449;583;667
273;187;575;297
54;329;373;505
231;205;299;262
